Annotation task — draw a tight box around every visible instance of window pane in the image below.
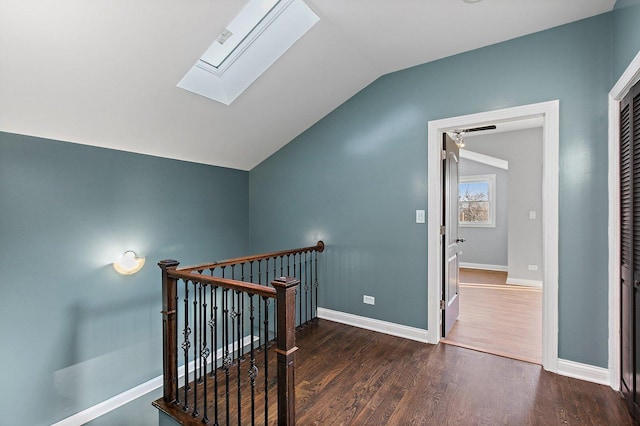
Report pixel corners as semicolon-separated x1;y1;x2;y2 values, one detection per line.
458;174;495;226
459;201;489;223
459;182;489;202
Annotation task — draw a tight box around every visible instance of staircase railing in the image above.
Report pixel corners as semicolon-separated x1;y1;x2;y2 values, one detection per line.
153;241;324;425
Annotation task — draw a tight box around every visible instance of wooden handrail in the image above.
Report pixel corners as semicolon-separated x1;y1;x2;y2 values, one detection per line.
166;269;277;298
177;240;325;272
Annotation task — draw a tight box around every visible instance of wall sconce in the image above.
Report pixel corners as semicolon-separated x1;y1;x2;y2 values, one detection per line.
113;250;146;275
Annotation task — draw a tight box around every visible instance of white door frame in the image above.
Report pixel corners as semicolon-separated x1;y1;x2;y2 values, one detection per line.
427;100;560;373
608;51;640;391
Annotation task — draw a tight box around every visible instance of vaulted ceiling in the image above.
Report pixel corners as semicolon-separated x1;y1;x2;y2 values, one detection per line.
0;0;615;170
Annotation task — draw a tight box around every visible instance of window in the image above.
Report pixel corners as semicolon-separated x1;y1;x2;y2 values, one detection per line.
459;174;496;227
177;0;319;105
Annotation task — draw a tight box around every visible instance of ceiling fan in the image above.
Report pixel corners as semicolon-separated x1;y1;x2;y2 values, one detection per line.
450;125;497;148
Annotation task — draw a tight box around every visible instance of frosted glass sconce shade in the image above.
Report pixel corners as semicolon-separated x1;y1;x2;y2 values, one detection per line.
113;250;145;275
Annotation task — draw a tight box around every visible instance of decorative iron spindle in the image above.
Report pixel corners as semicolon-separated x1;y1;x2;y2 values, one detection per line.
192;281;199;418
262;296;269;423
248;294;257;425
182;280;191;412
230;283;236;369
201;283;210;423
175;287;180;406
211;284;220;424
314;250;319;320
236;290;242;426
240;289;245;360
296;253;301;325
223;287;230;424
305;251;310;324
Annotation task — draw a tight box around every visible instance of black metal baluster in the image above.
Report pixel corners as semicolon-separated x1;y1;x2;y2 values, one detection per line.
241;263;247;360
296;253;301;326
192;281;199;418
175;283;181;406
258;261;263;349
272;297;276;348
197;278;204;385
223;287;230;426
231;264;237;365
212;284;220;426
305;251;310;324
201;283;210;424
280;256;283;277
182;280;191;412
262;296;269;423
315;250;319;321
236;290;242;426
272;257;276;283
248;294;257;426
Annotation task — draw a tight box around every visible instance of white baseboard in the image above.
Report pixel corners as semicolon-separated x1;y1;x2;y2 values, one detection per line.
317;307;431;343
506;276;543;288
52;335;259;426
557;358;609;386
459;262;508;272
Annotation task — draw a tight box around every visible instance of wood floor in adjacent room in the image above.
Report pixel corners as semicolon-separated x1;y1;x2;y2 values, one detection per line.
294;319;632;425
441;268;542;364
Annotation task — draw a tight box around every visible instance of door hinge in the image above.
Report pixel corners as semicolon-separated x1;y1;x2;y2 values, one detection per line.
441;150;447;160
440;225;446;235
440;300;446;310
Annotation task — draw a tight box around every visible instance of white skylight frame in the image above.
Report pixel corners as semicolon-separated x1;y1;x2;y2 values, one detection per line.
177;0;319;105
199;0;280;73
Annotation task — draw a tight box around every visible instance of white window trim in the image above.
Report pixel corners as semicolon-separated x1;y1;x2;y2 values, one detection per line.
459;174;496;228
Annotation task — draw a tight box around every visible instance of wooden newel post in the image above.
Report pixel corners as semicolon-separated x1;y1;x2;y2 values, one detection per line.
159;259;180;403
272;276;300;426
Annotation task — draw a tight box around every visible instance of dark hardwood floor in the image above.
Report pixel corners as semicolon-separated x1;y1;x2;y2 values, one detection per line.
294;320;632;425
157;319;633;425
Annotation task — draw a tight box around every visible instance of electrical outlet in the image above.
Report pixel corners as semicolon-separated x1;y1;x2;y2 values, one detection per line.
528;265;538;271
363;295;375;305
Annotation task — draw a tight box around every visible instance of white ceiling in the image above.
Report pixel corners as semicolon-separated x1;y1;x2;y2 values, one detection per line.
0;0;615;171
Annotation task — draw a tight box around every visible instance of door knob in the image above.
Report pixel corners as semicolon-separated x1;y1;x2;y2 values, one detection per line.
456;238;466;243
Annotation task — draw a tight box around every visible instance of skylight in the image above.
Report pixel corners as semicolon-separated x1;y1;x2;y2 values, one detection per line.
178;0;319;105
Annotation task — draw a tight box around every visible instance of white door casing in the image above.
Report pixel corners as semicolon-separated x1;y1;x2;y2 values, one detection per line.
427;100;559;373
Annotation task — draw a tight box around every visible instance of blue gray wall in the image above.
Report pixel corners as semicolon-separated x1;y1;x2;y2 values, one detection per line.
613;0;640;80
458;158;508;268
250;13;616;367
0;131;249;425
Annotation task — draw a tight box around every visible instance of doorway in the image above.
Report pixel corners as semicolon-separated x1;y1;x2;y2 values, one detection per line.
440;125;544;364
426;100;559;373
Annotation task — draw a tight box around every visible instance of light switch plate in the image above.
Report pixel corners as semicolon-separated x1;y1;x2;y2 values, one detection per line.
416;210;426;223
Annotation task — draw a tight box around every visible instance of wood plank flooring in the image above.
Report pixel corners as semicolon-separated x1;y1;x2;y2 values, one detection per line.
156;319;634;425
441;268;542;364
296;320;632;425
